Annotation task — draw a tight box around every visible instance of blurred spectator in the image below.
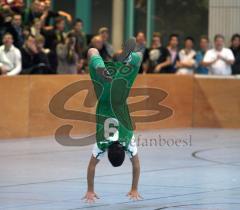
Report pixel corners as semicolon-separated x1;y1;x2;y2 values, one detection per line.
136;32;146;49
5;13;24;48
56;33;78;74
42;0;72;29
23;0;45;25
69;19;87;57
77;58;86;74
22;25;30;38
195;36;209;74
30;18;43;36
135;31;148;73
21;34;46;74
1;0;239;76
144;33;171;74
203;34;235;75
44;17;66;50
35;34;52;73
230;33;240;75
36;34;50;54
0;10;9;44
176;37;196;75
167;34;179;73
0;1;17;35
0;32;22;76
44;17;66;72
99;27;114;58
90;35;111;61
0;0;24;14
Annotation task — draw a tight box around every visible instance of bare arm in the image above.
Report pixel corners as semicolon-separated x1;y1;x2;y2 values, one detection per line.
82;155;100;203
131;154;140;190
223;59;234;65
154;57;171;73
87;155;99;191
142;62;149;74
176;59;196;69
127;154;143;200
58;11;72;23
219;55;234;65
202;58;218;67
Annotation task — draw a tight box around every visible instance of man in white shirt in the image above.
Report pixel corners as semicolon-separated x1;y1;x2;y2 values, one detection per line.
0;33;22;76
203;34;235;75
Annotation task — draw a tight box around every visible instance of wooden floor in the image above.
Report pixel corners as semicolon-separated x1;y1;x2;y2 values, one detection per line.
0;128;240;210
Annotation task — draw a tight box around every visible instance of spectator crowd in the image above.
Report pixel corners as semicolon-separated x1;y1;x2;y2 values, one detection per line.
0;0;240;76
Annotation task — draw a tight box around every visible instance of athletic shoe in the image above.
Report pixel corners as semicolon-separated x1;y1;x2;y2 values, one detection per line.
115;37;136;63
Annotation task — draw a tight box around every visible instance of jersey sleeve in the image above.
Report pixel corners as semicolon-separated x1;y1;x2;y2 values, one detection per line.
92;143;106;160
126;136;138;159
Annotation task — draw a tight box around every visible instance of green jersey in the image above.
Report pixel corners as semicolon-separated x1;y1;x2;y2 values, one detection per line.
89;53;141;151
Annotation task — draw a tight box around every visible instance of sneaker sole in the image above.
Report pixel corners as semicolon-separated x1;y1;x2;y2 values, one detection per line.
116;37;136;62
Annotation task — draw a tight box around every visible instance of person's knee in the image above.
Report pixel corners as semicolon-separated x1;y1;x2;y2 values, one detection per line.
88;48;99;59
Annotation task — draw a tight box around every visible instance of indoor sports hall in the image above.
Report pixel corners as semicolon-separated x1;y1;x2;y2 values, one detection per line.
0;0;240;209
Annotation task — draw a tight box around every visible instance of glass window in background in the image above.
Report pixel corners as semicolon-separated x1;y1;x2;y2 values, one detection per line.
91;0;113;36
153;0;209;48
134;0;147;35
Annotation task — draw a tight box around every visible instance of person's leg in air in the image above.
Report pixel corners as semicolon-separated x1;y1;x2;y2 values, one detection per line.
114;48;143;201
88;48;112;83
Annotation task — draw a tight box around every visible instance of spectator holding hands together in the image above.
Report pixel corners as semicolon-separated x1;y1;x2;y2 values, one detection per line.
203;34;235;75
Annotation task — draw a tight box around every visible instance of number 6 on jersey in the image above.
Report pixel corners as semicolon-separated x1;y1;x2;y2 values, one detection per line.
104;118;119;141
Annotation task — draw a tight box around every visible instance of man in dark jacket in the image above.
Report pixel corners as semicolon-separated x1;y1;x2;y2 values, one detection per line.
5;13;24;48
21;34;49;74
230;34;240;75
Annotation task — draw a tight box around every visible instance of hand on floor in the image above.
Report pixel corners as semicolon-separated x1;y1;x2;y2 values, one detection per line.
127;190;143;201
82;191;100;204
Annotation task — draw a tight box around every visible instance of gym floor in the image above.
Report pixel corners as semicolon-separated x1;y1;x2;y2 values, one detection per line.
0;128;240;210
